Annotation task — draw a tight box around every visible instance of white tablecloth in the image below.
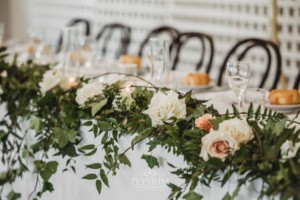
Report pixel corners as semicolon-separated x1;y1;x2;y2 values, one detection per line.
1;90;299;200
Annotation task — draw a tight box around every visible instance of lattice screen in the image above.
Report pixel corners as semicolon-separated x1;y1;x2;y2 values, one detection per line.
27;0;300;88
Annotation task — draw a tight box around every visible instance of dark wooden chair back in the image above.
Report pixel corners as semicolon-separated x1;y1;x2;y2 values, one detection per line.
56;18;91;53
138;25;180;57
96;23;131;59
171;32;214;73
217;38;282;89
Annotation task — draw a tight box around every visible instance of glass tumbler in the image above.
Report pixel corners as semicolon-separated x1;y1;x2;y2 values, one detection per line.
61;27;80;77
148;38;169;86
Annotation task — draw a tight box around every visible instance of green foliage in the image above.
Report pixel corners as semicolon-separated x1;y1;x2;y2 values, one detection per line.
0;47;300;200
141;154;159;169
6;190;21;200
183;191;203;200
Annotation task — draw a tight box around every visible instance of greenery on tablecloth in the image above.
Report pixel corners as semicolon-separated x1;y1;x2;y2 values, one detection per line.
0;47;300;200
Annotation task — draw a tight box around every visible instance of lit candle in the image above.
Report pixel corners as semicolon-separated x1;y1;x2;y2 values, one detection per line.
122;84;132;97
68;77;78;88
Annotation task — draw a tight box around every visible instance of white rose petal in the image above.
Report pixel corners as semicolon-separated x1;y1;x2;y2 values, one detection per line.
76;81;104;105
280;140;300;160
1;70;7;78
219;118;254;144
200;130;240;161
39;70;63;95
143;90;186;126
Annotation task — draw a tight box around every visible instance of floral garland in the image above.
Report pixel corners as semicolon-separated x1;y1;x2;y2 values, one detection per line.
0;47;300;200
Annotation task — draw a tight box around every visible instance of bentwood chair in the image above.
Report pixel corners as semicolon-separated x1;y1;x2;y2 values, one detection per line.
171;32;214;73
217;38;282;90
293;69;300;89
56;18;91;53
138;25;180;57
95;23;131;59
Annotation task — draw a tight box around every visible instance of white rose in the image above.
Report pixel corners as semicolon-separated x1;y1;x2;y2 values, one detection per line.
200;130;240;161
143;90;186;126
39;70;63;95
1;70;7;78
76;81;104;105
218;118;254;144
280;140;300;161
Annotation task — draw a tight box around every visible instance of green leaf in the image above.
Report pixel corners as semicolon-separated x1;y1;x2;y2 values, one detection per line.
100;169;109;187
119;155;131;167
7;190;21;200
96;180;102;194
98;121;113;132
101;132;108;144
265;118;287;136
52;128;76;148
82;121;93;126
0;130;7;140
85;148;97;156
82;174;97;180
93;125;99;137
40;161;58;182
80;144;95;151
141;154;159;169
92;99;107;117
67;130;77;143
247;103;254;119
183;191;202;200
86;163;102;169
42;181;54;193
222;192;231;200
205;157;225;169
210;115;227;130
29;117;41;132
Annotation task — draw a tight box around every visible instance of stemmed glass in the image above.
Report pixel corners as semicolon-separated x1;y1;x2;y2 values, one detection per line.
226;61;251;110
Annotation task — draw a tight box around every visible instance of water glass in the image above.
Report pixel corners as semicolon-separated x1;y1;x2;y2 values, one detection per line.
27;27;46;60
0;22;4;45
244;88;266;111
226;61;251;110
61;27;80;77
79;36;96;67
148;38;169;86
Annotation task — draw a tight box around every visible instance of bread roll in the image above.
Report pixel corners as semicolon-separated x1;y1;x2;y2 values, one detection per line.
182;73;210;86
119;55;141;71
269;89;300;105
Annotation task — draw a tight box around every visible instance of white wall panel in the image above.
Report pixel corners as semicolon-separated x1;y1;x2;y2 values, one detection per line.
17;0;300;87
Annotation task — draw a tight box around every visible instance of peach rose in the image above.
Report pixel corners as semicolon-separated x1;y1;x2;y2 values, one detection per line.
195;114;213;132
218;118;253;144
200;130;239;161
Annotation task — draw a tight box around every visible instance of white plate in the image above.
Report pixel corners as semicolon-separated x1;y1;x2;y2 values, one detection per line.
176;82;215;92
265;103;300;113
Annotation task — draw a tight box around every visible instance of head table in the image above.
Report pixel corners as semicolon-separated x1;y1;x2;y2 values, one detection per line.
0;42;300;200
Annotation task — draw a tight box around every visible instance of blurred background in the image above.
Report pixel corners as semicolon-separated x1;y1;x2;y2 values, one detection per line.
0;0;299;87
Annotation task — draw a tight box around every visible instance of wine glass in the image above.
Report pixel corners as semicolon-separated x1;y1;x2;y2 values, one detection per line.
226;61;251;110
